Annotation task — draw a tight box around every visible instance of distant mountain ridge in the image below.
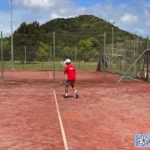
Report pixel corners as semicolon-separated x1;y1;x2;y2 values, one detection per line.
40;14;144;43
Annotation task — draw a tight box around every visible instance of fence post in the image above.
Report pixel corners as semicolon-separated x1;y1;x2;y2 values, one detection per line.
116;42;118;73
53;32;55;81
136;37;139;77
103;33;106;82
24;45;26;69
49;45;52;61
1;31;4;82
11;0;14;70
125;40;127;73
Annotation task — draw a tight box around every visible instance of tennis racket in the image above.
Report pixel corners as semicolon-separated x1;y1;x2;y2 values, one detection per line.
60;60;66;68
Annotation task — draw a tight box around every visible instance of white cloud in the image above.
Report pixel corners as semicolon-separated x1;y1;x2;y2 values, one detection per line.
120;14;138;25
13;0;77;13
51;13;61;19
11;0;79;21
15;0;56;11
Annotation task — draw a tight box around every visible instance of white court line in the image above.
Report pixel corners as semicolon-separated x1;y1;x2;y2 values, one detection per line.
48;71;52;79
53;90;69;150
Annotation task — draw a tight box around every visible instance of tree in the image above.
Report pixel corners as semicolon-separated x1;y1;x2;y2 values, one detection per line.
60;46;74;59
77;37;100;61
13;22;48;62
36;42;49;61
2;39;10;61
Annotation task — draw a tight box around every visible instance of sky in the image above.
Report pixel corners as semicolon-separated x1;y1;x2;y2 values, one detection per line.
0;0;150;38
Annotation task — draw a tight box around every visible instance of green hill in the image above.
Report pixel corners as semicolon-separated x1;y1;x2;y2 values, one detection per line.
3;15;147;62
41;14;137;42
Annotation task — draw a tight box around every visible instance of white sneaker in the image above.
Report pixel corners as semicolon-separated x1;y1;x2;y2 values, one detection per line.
75;91;79;99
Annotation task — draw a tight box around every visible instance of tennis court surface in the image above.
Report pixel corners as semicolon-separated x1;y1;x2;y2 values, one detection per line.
0;71;150;150
0;70;144;83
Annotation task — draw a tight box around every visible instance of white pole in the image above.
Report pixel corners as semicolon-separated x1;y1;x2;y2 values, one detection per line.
10;0;14;70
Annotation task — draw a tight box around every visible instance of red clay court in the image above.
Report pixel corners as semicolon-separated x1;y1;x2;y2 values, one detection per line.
0;70;150;150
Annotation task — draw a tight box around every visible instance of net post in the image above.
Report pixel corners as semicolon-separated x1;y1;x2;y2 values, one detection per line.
1;31;4;82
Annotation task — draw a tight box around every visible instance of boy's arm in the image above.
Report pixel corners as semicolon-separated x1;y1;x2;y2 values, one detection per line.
64;67;67;74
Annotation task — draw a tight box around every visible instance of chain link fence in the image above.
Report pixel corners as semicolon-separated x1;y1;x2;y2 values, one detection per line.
0;31;149;82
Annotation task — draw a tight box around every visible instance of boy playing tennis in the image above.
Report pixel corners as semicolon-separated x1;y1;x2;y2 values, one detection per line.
64;59;79;98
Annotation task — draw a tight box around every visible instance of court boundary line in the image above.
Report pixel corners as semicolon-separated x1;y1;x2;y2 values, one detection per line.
53;89;69;150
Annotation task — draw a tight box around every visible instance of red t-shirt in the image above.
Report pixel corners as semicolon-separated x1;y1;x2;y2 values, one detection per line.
64;64;76;81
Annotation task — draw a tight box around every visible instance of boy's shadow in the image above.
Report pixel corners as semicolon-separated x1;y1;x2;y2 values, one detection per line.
62;95;74;98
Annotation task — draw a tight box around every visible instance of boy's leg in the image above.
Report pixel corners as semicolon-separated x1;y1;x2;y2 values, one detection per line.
71;83;79;98
64;81;69;98
64;80;74;98
64;85;68;98
72;86;77;93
